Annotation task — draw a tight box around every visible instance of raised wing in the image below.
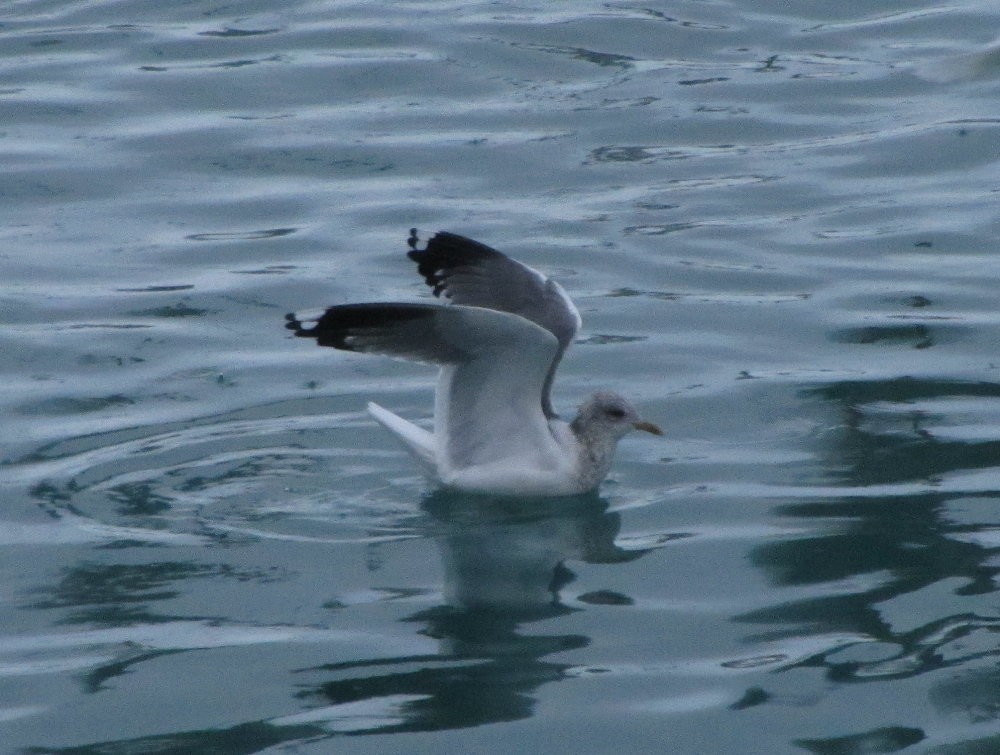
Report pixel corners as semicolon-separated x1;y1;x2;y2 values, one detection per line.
407;230;581;418
286;303;567;474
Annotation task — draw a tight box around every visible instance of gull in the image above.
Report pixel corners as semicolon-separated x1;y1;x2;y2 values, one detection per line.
285;230;662;496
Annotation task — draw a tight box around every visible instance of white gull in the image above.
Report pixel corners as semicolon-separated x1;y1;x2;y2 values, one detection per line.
285;230;662;496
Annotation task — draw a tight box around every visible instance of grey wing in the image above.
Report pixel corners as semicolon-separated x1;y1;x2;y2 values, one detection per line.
407;230;581;418
286;302;565;472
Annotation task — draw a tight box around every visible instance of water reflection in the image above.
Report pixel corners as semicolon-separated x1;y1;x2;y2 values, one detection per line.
424;491;643;615
744;377;1000;750
795;726;926;754
295;492;648;734
26;720;331;754
27;560;224;626
810;378;1000;486
25;493;650;751
928;669;1000;753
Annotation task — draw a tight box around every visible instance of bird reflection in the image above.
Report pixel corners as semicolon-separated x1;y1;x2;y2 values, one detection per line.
423;490;643;617
297;491;648;734
23;494;652;750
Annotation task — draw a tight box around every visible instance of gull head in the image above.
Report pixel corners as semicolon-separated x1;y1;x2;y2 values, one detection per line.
572;391;663;441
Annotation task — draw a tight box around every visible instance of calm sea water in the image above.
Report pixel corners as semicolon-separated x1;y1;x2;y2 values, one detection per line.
3;1;1000;752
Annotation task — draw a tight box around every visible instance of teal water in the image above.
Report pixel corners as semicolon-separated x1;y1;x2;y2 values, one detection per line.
3;1;1000;752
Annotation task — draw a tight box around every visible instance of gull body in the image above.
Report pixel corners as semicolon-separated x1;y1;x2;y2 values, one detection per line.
285;230;661;495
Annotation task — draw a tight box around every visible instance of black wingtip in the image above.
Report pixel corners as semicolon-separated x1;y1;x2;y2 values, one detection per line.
285;303;439;352
405;228;425;265
284;312;313;337
406;230;503;299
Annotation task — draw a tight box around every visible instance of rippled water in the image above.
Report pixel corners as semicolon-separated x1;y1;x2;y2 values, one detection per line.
3;1;1000;752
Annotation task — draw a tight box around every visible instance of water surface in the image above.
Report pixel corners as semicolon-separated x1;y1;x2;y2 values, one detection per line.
3;1;1000;752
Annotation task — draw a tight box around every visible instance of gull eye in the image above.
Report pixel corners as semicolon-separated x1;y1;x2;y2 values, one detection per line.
605;406;627;420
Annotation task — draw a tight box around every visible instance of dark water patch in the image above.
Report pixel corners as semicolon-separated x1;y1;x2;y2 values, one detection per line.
929;673;1000;743
513;42;637;70
27;561;211;614
296;629;585;734
64;323;153;330
804;378;1000;486
186;228;296;242
616;7;731;31
758;491;979;586
635;202;679;210
226;113;295;121
142;56;286;72
21;394;135;416
587;145;686;163
199;28;282;38
127;303;210;318
795;726;925;754
806;378;1000;405
231;265;296;275
22;720;330;755
607;287;680;300
623;222;698;235
730;686;770;710
116;285;195;293
25;560;287;628
607;286;807;304
577;590;633;605
831;323;936;349
76;354;145;367
211;55;284;69
744;489;1000;692
678;76;730;85
576;334;646;345
106;482;173;516
572;95;659;111
801;7;955;34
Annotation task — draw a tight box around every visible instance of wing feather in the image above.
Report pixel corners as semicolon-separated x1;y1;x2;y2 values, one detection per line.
286;303;568;474
407;231;581;418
